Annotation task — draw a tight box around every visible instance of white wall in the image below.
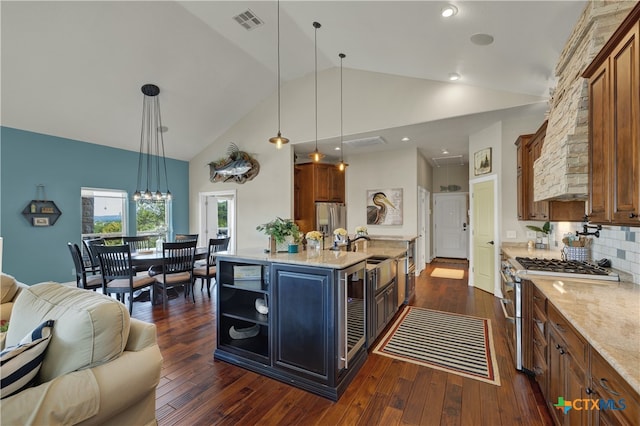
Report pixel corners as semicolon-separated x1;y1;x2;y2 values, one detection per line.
189;68;547;250
346;148;418;236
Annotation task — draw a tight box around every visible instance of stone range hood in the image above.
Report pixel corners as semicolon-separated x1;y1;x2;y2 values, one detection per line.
534;1;635;202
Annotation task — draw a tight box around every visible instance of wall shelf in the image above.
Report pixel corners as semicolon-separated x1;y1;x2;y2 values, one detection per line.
22;199;62;226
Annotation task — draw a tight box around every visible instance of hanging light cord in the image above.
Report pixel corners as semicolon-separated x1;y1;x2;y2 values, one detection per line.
276;0;282;134
340;53;344;164
314;22;318;152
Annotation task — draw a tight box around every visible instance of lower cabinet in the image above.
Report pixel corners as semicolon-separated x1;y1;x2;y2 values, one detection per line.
369;281;397;345
214;257;367;401
273;265;333;385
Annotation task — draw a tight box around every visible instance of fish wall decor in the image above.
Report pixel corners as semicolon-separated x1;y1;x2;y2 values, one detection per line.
209;143;260;184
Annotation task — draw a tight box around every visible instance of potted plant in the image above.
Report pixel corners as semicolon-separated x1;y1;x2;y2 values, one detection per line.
256;217;301;253
526;221;551;249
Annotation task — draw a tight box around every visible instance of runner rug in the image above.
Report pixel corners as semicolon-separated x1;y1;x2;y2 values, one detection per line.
430;267;464;279
373;306;500;385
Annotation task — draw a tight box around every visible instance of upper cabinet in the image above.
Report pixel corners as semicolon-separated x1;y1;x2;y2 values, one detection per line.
294;163;345;232
515;122;585;222
583;4;640;225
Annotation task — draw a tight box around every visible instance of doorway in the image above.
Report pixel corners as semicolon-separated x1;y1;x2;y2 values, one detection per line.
433;193;468;259
417;186;430;273
199;189;236;252
470;176;497;295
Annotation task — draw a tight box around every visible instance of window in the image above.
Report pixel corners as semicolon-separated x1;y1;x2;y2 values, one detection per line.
81;188;128;240
136;198;172;244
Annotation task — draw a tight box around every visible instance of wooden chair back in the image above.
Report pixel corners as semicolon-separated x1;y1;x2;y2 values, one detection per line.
162;240;197;274
123;236;151;252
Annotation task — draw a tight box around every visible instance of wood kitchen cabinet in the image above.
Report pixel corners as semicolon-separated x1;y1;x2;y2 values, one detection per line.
546;302;589;426
583;4;640;225
515;123;585;222
294;162;345;232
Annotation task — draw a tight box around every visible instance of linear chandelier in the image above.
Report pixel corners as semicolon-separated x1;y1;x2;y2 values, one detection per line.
133;84;172;201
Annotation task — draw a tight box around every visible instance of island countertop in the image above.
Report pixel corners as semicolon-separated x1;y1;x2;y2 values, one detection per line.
216;249;370;269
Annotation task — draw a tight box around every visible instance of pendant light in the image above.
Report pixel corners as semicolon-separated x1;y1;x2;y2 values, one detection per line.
268;0;289;149
337;53;347;172
133;84;172;201
309;21;325;162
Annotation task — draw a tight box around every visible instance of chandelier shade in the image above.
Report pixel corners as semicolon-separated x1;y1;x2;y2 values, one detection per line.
133;84;172;201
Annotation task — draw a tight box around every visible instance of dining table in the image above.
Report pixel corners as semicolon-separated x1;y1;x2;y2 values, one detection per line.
130;246;208;270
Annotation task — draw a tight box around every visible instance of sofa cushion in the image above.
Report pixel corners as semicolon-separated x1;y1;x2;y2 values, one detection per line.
6;283;130;383
0;273;19;304
0;319;55;398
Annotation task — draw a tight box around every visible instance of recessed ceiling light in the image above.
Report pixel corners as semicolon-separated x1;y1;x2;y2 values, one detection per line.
335;146;341;151
441;5;458;18
448;73;460;81
442;148;450;154
401;137;410;142
470;33;494;46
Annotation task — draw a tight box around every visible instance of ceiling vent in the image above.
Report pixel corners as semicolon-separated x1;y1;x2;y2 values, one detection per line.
431;155;465;167
342;136;386;148
233;9;264;30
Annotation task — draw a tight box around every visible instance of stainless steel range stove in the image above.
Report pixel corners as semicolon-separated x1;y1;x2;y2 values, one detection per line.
512;257;620;281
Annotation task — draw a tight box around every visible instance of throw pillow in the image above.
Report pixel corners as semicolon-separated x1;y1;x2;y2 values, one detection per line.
0;319;55;399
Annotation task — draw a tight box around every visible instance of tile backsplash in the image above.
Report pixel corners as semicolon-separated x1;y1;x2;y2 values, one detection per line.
553;223;639;284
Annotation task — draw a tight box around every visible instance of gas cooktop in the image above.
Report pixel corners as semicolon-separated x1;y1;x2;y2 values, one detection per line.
513;257;620;281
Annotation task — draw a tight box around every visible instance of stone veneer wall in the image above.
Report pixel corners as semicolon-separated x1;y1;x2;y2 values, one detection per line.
534;1;635;201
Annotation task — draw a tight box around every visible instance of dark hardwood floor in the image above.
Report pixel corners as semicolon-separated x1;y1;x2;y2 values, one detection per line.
131;261;553;425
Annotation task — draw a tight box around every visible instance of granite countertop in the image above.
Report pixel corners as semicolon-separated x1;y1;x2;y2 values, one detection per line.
501;244;640;394
367;234;418;242
532;276;640;394
216;249;370;270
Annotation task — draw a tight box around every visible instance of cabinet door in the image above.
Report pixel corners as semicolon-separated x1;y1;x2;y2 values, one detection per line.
329;167;345;202
273;265;334;384
374;291;386;339
314;165;330;201
547;327;565;426
589;61;612;223
611;23;640;224
385;283;396;323
566;357;588;426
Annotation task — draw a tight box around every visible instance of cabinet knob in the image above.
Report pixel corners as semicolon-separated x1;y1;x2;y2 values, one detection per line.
586;387;594;395
630;212;637;218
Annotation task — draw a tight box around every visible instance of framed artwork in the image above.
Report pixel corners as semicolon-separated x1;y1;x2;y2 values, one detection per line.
33;217;50;226
366;188;403;225
474;148;492;176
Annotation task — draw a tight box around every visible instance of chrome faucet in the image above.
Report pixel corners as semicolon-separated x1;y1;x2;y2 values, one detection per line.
346;235;371;252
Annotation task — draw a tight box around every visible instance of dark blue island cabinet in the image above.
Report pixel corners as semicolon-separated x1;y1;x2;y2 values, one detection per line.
214;253;368;401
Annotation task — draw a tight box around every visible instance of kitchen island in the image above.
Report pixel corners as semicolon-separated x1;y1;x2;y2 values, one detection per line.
214;249;371;401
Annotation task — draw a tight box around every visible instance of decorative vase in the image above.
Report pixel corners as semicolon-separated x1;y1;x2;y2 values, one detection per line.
307;239;321;256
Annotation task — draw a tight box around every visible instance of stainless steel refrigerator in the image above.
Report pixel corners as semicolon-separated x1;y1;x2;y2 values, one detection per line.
315;202;346;236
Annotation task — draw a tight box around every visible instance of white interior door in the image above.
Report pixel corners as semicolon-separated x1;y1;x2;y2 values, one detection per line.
433;193;468;259
471;179;496;294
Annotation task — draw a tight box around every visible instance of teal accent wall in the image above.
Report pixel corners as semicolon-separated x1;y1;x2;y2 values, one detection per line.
0;126;189;284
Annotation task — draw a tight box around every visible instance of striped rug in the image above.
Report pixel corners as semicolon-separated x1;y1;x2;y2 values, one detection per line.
373;306;500;385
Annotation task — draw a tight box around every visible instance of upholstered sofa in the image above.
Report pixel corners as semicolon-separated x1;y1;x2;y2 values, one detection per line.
0;275;163;425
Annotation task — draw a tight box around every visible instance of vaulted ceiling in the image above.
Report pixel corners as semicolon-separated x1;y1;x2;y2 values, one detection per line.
1;1;586;164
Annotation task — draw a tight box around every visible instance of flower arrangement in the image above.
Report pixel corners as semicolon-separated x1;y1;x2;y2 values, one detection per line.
0;320;8;333
333;228;348;237
355;226;368;235
305;231;323;241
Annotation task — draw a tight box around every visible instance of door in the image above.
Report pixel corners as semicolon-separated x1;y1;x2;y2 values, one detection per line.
417;186;429;273
471;179;495;294
199;189;236;252
433;193;468;259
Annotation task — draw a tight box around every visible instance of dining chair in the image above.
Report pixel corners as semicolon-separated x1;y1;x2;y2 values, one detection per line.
154;240;197;309
94;244;156;314
175;233;198;244
82;238;105;274
123;235;151;252
68;243;102;291
193;237;230;297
